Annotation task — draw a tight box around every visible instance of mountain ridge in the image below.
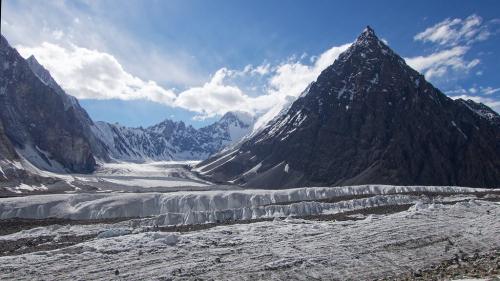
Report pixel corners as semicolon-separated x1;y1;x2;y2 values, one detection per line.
0;34;98;175
195;26;500;189
93;111;254;162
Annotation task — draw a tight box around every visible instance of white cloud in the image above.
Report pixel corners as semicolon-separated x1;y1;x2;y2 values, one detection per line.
448;86;500;96
1;0;204;87
405;46;479;79
414;14;490;46
174;68;252;118
481;87;500;95
175;43;351;122
16;37;351;123
51;30;64;40
251;43;351;129
406;14;498;82
17;42;176;105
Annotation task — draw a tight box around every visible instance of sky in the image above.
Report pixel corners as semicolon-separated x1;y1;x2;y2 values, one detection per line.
1;0;500;128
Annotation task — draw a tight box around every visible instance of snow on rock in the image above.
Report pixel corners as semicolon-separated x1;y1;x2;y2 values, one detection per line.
0;185;491;226
92;111;254;162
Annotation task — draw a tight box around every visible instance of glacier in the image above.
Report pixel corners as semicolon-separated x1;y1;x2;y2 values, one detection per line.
0;199;498;280
0;185;491;226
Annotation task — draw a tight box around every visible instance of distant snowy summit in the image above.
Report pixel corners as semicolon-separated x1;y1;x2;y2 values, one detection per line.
196;26;500;189
92;111;254;162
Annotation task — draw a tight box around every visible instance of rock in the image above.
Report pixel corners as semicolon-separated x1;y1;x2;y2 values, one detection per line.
0;35;99;174
196;26;500;189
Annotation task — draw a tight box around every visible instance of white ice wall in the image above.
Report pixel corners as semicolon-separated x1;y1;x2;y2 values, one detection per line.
0;185;489;226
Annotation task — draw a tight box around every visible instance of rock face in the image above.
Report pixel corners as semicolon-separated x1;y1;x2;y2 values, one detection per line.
0;35;99;173
92;111;254;161
196;27;500;189
25;55;110;162
0;118;21;182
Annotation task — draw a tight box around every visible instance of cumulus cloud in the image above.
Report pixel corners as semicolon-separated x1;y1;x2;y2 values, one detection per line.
17;43;176;105
174;68;252;118
251;43;351;128
405;46;479;79
17;37;350;123
414;14;490;46
175;43;351;122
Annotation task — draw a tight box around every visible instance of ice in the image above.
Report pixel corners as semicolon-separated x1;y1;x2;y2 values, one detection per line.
0;200;498;280
0;223;126;241
3;183;48;194
96;228;131;239
0;185;490;225
1;160;218;195
101;178;208;188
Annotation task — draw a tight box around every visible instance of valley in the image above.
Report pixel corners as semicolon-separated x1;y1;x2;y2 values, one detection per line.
0;10;499;280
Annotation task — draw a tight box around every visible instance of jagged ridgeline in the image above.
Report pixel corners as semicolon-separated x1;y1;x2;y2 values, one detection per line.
196;27;500;189
0;34;254;182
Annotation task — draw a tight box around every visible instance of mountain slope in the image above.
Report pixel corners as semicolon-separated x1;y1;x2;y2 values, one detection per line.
0;35;99;174
92;111;254;161
26;55;110;162
195;26;500;189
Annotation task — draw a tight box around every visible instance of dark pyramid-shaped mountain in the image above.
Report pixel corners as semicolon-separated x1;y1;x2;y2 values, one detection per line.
195;26;500;189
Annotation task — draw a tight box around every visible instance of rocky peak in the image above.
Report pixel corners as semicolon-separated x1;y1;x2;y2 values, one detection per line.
357;25;377;42
458;99;500;125
26;55;53;85
219;111;254;127
0;34;98;173
196;26;500;189
309;26;423;106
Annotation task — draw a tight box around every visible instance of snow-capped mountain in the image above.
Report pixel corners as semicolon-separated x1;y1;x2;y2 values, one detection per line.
0;34;103;177
92;111;254;161
457;98;500;126
196;26;500;189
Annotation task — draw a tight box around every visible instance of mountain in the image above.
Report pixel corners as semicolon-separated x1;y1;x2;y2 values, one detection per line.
195;26;500;189
92;111;254;161
0;118;23;181
0;35;103;175
25;55;110;162
457;98;500;126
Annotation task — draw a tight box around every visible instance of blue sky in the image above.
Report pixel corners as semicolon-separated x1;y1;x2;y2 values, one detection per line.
1;0;499;127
